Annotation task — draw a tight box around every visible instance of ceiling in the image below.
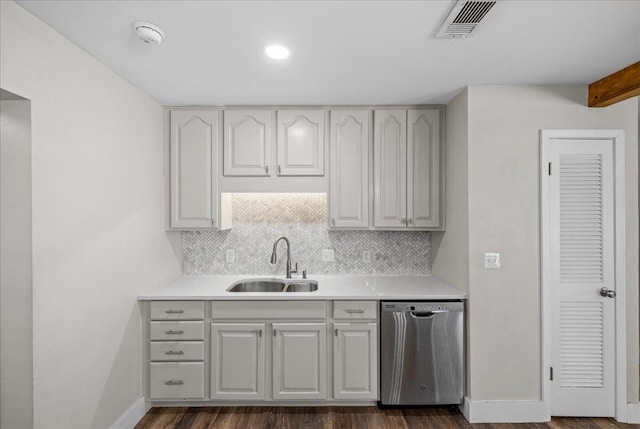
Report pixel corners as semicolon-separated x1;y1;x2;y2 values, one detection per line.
15;0;640;106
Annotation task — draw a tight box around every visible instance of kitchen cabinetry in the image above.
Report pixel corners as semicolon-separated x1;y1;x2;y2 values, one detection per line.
144;299;380;403
169;110;231;230
329;110;370;228
210;323;265;400
223;109;325;177
273;323;327;400
148;301;205;400
277;110;325;176
210;300;328;401
373;108;441;229
332;301;377;400
223;109;273;176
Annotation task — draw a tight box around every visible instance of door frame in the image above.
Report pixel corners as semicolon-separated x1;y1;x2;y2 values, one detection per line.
540;129;627;420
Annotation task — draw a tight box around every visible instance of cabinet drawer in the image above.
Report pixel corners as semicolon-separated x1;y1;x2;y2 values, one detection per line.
150;301;204;320
211;300;327;320
150;321;204;341
150;341;205;361
149;362;204;399
333;301;377;320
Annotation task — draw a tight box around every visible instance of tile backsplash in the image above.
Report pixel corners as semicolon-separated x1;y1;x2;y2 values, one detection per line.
182;193;431;275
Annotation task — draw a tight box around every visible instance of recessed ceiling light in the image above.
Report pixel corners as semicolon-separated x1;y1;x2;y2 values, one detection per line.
265;45;290;60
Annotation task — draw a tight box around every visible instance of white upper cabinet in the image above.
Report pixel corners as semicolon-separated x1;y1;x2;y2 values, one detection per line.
170;110;220;229
224;109;273;176
372;108;442;230
277;110;325;176
329;110;370;228
374;110;407;228
407;109;440;228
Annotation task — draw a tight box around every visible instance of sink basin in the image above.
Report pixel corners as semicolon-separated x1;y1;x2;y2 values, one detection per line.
226;279;318;293
227;280;286;292
284;282;318;292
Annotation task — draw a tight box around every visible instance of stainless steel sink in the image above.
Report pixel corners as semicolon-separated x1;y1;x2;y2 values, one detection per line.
227;280;286;292
226;279;318;293
284;282;318;292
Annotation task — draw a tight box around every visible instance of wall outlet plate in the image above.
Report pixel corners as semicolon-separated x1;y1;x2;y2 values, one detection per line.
226;249;235;263
484;252;500;269
322;249;335;262
362;250;371;263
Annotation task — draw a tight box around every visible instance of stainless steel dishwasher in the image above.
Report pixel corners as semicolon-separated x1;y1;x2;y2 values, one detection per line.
380;301;464;405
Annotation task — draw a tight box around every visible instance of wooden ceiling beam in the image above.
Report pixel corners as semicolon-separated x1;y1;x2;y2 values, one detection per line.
588;61;640;107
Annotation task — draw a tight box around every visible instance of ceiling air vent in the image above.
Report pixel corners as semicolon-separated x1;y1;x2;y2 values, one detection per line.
436;0;497;38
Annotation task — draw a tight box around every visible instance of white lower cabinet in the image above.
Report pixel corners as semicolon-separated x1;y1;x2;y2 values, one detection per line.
272;323;327;400
149;362;205;399
146;300;378;403
210;323;265;400
333;323;377;400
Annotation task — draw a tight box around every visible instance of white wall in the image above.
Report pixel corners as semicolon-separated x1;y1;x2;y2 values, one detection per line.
431;88;470;393
465;85;639;402
0;92;33;429
0;2;182;428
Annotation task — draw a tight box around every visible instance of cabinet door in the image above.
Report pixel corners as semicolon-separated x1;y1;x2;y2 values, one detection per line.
211;323;265;400
329;110;370;228
170;110;219;228
277;110;325;176
272;323;327;400
333;323;377;400
374;110;407;228
407;109;440;228
224;110;272;176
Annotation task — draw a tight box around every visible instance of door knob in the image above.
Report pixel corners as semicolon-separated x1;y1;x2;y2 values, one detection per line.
599;287;616;298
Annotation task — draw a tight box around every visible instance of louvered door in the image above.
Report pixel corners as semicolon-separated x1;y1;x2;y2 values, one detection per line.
548;140;615;417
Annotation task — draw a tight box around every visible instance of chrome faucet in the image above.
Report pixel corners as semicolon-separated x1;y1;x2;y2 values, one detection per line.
270;236;297;278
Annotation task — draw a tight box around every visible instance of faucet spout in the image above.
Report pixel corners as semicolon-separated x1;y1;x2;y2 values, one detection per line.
270;236;296;278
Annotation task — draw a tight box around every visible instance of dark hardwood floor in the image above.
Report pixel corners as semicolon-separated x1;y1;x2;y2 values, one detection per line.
134;406;639;429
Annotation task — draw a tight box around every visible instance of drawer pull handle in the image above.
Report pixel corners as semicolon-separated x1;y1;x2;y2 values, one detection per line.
345;309;365;314
258;329;262;338
165;310;184;314
165;350;184;355
164;380;184;386
165;330;184;335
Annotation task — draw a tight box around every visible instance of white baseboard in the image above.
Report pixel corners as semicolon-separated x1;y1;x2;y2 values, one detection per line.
624;403;640;423
109;397;147;429
460;397;549;423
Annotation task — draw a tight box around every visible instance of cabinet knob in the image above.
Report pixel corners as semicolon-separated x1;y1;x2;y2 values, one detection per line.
408;218;414;225
265;165;269;175
401;218;407;225
278;165;282;175
331;218;336;227
258;329;263;338
211;218;216;226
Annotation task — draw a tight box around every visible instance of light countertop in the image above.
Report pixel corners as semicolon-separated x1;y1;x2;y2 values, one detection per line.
138;275;466;301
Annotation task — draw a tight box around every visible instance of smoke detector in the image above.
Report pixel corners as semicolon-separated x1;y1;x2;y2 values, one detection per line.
133;21;165;44
436;0;497;38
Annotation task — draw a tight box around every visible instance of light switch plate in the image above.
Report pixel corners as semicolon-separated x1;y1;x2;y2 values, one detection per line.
484;252;500;269
226;249;235;263
322;249;335;262
362;250;371;263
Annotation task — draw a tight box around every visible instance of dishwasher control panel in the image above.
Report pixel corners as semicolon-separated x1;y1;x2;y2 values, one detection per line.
382;301;463;313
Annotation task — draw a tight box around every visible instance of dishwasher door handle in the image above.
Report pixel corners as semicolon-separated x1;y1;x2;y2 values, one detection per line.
409;310;448;318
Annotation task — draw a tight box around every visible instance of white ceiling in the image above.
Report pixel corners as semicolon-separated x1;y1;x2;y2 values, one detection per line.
16;0;640;106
